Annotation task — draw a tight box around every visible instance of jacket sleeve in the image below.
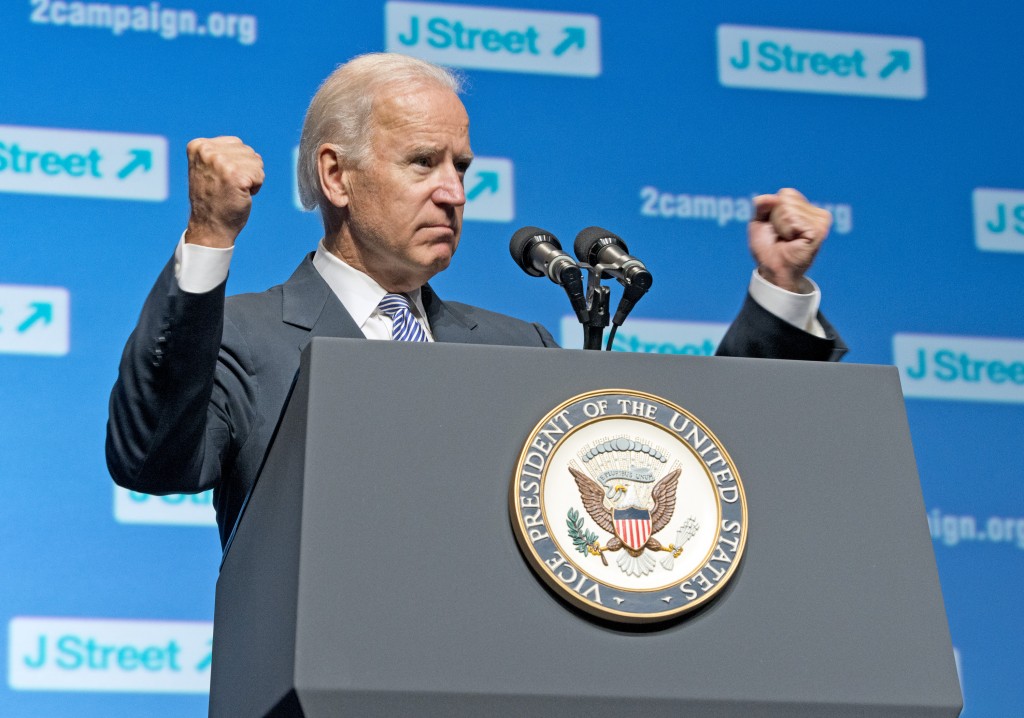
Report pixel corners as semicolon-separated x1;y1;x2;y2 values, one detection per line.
715;292;847;362
105;255;255;495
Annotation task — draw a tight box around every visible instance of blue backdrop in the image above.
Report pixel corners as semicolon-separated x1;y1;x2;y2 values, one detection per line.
2;1;1021;715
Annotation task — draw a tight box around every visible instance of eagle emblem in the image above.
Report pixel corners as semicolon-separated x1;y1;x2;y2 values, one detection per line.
567;436;699;577
510;389;748;623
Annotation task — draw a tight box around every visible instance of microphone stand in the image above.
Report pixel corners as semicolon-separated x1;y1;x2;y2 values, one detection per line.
579;265;610;351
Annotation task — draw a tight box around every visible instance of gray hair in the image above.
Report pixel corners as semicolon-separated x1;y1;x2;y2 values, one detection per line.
296;53;465;215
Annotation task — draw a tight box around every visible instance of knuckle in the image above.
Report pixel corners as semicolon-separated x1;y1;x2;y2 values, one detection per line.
186;138;209;159
774;208;794;224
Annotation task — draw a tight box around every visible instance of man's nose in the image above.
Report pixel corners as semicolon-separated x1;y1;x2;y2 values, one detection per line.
433;163;466;206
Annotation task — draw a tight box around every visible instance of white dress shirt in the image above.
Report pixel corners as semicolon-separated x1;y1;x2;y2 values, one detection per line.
174;236;432;340
173;236;823;339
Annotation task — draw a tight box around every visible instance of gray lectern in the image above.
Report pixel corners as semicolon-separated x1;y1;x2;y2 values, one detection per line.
210;338;962;717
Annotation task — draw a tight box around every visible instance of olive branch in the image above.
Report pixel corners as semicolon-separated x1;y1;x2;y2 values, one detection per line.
567;508;600;556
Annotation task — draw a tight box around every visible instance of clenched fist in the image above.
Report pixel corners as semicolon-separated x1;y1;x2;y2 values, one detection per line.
184;136;264;248
748;188;831;293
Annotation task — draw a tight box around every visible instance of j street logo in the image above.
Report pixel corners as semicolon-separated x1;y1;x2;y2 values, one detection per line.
509;390;747;623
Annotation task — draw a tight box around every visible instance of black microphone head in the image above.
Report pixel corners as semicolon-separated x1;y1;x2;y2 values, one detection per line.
510;226;561;277
573;226;628;265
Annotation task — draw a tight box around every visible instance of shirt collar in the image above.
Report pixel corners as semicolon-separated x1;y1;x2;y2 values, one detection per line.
311;240;427;329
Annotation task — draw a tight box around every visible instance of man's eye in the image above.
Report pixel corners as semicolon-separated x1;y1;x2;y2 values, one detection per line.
413;156;432;167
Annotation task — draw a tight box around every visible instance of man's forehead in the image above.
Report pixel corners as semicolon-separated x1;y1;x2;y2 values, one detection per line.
372;84;469;132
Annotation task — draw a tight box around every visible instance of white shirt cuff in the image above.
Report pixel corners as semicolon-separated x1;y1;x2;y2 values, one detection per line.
174;232;233;294
748;270;825;338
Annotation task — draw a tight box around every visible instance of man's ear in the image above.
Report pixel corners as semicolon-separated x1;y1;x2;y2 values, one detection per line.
317;144;349;209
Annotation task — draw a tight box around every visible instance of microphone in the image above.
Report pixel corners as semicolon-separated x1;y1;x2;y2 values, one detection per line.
573;226;653;291
510;226;588;323
573;227;653;327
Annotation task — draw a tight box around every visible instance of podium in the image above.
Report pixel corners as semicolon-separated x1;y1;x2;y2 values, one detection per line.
210;338;962;717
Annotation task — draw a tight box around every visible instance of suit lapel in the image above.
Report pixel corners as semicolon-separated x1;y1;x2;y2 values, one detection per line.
281;254;364;351
423;283;477;344
281;256;473;346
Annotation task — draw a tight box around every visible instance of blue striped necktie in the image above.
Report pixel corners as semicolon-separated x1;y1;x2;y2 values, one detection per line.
378;293;429;342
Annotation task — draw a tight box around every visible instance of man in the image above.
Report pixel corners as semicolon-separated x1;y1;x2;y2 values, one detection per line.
107;53;844;548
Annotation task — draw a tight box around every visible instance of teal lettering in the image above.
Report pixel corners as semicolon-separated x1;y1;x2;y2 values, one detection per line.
758;41;782;71
730;40;750;69
482;29;503;52
398;15;419;45
0;142;102;178
849;49;867;77
958;353;983;382
425;17;539;54
159;491;212;506
53;635;183;671
427;17;454;48
1015;204;1024;235
1010;362;1024;384
23;635;47;669
501;29;529;54
929;349;1024;385
987;203;1006;233
809;52;831;74
65;152;86;177
56;635;84;669
906;348;927;379
831;53;852;76
166;640;183;671
524;26;540;54
40;152;63;175
933;350;958;381
86;148;102;177
987;360;1009;384
757;42;866;78
612;334;716;355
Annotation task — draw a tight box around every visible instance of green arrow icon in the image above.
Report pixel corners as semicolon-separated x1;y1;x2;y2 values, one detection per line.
117;149;153;180
879;50;911;79
466;171;499;201
17;302;52;333
553;27;586;57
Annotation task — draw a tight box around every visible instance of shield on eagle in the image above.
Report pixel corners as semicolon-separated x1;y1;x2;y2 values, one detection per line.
613;507;653;551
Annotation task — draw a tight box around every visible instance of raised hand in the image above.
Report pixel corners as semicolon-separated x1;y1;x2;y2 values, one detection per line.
184;136;264;248
748;188;831;292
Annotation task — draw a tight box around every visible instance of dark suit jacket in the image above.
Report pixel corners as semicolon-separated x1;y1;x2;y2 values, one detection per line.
107;253;844;546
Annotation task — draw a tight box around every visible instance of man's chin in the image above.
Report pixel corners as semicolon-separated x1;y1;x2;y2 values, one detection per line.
401;250;452;289
425;254;453;279
428;239;457;265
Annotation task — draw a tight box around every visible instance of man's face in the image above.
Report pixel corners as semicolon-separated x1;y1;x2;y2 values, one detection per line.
335;83;473;292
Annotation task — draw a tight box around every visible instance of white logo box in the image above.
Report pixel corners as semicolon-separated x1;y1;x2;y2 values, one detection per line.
9;617;212;694
973;187;1024;254
717;25;925;99
0;125;167;201
894;332;1024;404
0;284;70;357
386;1;601;77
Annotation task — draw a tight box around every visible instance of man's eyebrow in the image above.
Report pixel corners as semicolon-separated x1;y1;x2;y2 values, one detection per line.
404;145;474;164
406;144;443;157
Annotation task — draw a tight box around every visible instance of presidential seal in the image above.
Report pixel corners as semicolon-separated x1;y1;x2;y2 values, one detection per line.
509;389;747;623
